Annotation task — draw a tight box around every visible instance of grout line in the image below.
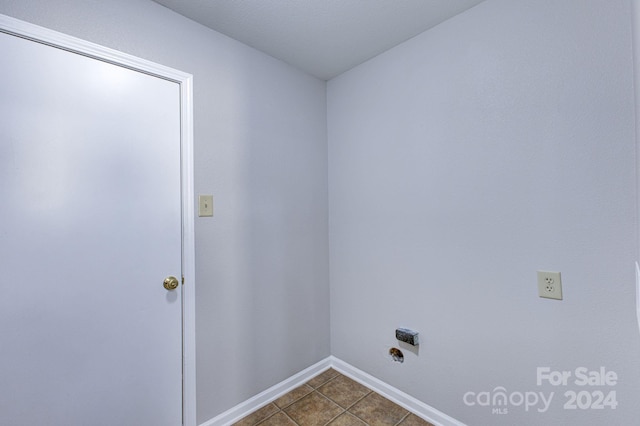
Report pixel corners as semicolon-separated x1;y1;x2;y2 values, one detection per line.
343;410;371;426
394;411;411;426
281;409;299;425
238;369;418;426
314;389;340;405
318;374;339;389
253;408;280;426
310;390;346;426
322;408;347;426
274;384;314;410
343;389;373;412
314;373;371;426
314;370;340;389
346;397;373;426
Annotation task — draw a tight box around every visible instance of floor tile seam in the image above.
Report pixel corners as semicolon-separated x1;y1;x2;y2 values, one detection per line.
280;409;299;425
342;388;373;412
348;409;371;426
239;371;380;426
274;385;314;411
253;407;284;426
321;407;348;426
393;411;412;426
309;389;349;425
312;372;341;389
313;388;343;408
283;390;344;425
347;391;408;426
327;369;341;378
345;394;379;426
317;375;374;408
331;410;372;426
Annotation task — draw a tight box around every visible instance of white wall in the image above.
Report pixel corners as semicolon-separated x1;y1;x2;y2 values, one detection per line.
0;0;330;423
328;0;640;425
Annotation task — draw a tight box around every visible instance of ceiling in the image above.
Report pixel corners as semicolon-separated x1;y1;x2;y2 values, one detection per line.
151;0;486;80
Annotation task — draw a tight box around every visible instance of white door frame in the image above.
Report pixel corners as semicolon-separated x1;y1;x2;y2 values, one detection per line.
631;0;640;336
0;14;196;426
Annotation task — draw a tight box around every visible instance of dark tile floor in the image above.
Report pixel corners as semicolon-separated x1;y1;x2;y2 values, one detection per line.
233;368;435;426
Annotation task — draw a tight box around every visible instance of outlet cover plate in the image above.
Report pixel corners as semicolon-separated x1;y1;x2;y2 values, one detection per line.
537;270;562;300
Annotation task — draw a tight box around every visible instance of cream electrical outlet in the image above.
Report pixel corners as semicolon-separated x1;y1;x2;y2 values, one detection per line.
537;270;562;300
198;195;213;217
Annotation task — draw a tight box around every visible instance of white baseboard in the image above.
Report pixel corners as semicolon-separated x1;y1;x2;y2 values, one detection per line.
199;356;466;426
199;358;331;426
329;356;467;426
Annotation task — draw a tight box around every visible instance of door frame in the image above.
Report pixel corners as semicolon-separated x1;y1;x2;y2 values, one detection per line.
0;14;196;426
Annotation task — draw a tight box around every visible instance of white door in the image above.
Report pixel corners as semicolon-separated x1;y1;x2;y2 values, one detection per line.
0;29;183;426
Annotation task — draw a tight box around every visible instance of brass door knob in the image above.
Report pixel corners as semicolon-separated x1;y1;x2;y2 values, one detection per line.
163;276;179;291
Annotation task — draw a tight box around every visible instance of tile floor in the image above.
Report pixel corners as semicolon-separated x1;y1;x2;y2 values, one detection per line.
233;368;435;426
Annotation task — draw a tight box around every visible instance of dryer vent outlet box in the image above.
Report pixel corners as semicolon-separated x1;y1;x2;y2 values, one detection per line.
396;328;419;346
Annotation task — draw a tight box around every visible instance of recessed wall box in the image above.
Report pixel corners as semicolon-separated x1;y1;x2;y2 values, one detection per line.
396;328;419;346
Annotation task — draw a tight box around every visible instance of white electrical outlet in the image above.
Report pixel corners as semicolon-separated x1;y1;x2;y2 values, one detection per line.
537;271;562;300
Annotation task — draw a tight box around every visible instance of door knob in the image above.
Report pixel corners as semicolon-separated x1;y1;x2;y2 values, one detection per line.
163;276;179;291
